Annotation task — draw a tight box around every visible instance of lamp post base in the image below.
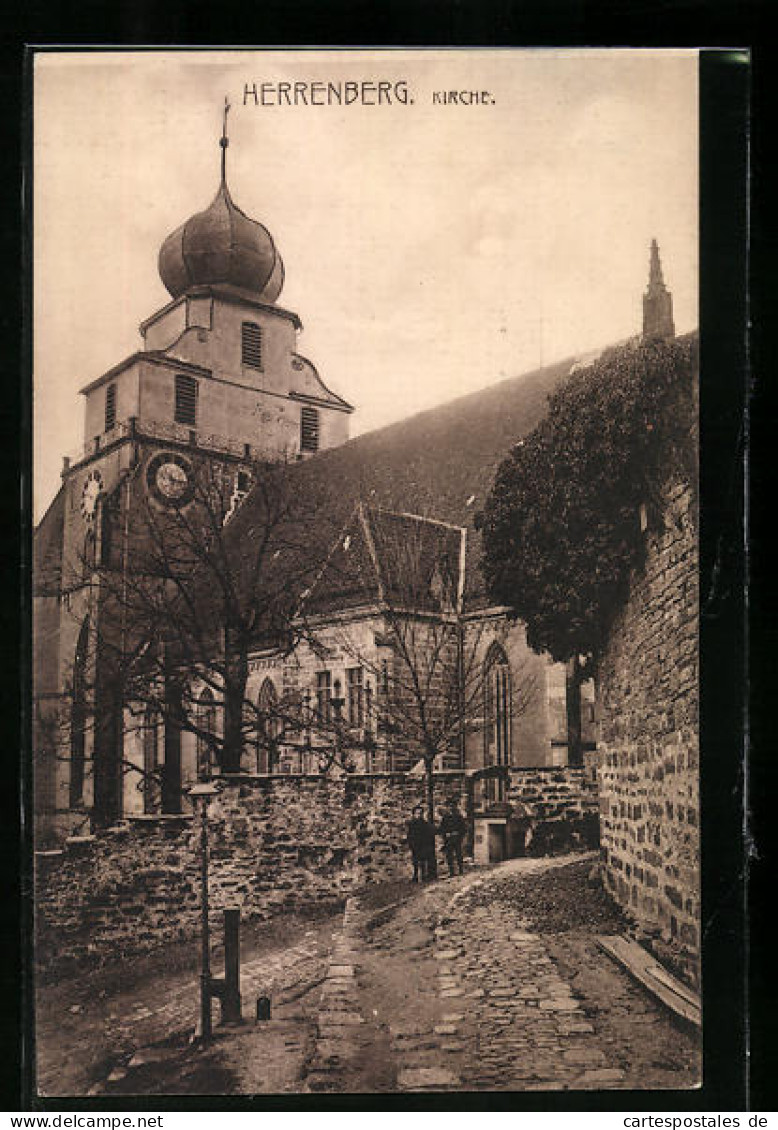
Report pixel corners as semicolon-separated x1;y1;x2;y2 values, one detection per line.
200;972;213;1041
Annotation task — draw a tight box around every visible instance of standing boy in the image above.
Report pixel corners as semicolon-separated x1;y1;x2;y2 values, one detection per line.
406;804;434;882
438;796;467;877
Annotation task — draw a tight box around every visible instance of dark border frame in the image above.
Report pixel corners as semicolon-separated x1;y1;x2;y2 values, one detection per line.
7;35;754;1113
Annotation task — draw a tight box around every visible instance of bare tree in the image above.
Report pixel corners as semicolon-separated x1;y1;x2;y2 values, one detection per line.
44;453;337;827
303;505;540;869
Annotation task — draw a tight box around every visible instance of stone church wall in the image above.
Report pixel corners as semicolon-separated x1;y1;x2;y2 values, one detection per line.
34;767;597;976
596;480;699;987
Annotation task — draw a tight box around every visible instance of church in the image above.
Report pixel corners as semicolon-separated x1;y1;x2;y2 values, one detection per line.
32;125;681;848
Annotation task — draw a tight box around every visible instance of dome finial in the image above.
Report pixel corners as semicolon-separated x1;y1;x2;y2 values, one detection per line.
158;101;285;303
219;95;231;184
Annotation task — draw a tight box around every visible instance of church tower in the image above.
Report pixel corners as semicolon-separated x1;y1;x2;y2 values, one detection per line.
34;108;353;841
642;239;675;340
76;104;352;517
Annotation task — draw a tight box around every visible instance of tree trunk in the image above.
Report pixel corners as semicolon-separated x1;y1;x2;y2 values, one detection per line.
566;655;583;767
162;679;182;814
160;645;184;808
92;644;123;829
424;756;438;879
456;622;466;767
222;632;248;774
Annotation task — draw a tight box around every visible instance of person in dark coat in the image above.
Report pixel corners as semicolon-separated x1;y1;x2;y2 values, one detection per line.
438;796;467;877
406;805;435;882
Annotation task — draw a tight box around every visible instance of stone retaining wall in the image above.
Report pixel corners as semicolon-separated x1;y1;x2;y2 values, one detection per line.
35;773;429;978
506;768;600;855
596;480;699;987
35;768;598;976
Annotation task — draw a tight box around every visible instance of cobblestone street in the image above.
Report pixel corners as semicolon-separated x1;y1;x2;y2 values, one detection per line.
36;853;700;1097
36;914;334;1097
308;854;699;1094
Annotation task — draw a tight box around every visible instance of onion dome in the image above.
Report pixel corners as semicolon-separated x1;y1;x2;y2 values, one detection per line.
158;101;284;302
158;180;284;302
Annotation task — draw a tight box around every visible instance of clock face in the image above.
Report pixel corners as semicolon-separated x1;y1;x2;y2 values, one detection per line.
146;452;195;508
157;462;188;498
80;470;103;522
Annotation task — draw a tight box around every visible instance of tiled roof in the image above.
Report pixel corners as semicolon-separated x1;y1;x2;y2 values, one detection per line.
300;505;465;619
33;486;66;596
225;352;581;615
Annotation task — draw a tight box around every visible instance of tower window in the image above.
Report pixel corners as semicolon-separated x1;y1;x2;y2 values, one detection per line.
174;374;198;427
104;383;116;431
301;405;320;453
241;322;264;370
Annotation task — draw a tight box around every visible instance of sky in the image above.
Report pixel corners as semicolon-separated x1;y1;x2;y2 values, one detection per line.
33;49;698;521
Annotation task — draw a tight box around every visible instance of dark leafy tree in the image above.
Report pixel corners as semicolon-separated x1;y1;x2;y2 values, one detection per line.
477;336;697;755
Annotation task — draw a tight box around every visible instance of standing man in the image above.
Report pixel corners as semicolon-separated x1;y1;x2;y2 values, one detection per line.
439;795;467;877
406;804;434;882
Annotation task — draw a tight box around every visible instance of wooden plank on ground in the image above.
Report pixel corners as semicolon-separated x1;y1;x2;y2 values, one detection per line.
596;934;701;1028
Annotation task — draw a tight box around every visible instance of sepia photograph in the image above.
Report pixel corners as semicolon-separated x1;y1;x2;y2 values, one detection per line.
32;48;702;1098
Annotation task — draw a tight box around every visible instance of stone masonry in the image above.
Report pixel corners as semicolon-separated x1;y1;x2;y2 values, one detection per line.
596;480;699;986
506;768;599;855
35;768;598;976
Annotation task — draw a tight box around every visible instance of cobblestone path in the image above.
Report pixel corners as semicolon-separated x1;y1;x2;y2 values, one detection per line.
303;898;394;1092
350;854;699;1094
36;927;332;1097
38;855;700;1096
429;892;623;1090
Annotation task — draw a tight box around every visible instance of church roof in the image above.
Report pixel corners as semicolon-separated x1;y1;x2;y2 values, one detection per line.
299;505;465;619
33;485;65;595
224;351;582;621
226;327;697;630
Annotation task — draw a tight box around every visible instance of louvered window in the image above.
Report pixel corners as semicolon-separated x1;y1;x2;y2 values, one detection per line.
105;383;116;431
174;374;198;427
301;405;320;453
241;322;263;370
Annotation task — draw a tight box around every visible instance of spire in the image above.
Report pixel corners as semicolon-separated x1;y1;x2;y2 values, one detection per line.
220;95;230;185
643;239;675;340
648;238;664;288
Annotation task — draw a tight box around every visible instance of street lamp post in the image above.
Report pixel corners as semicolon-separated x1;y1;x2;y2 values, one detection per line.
189;781;220;1041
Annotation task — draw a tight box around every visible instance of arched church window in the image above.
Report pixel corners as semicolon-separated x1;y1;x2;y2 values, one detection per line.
241;322;263;370
347;667;364;728
484;643;512;769
142;706;162;813
300;406;320;453
316;670;332;722
196;687;217;779
70;617;90;808
174;374;198;427
256;678;280;773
